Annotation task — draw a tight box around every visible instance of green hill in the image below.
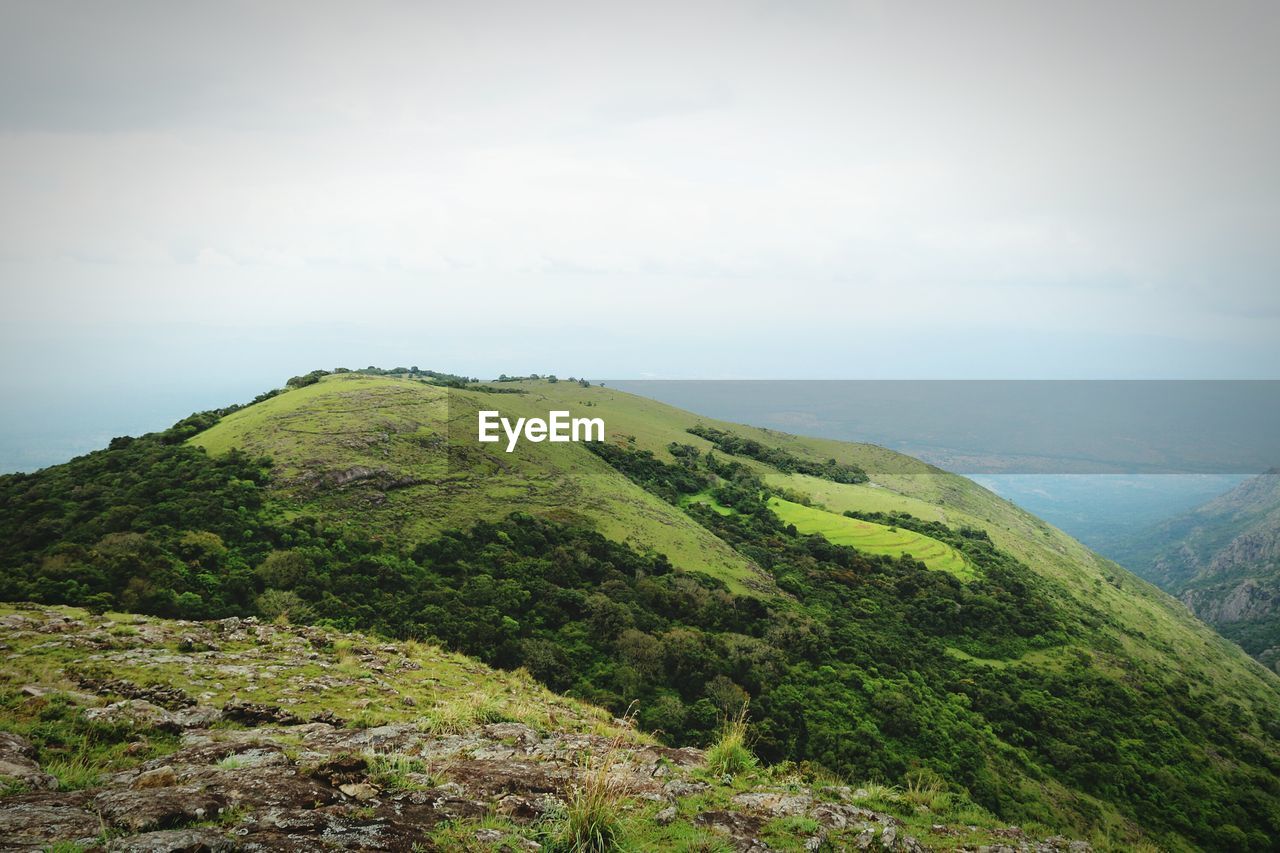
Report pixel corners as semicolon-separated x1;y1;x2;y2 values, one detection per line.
192;375;770;595
4;371;1280;851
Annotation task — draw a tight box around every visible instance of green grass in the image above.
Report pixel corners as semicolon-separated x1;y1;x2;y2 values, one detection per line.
0;604;638;745
0;681;183;795
680;490;735;515
556;774;626;852
767;497;974;579
365;752;437;791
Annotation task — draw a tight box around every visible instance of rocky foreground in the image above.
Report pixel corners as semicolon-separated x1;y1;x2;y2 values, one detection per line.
0;605;1091;851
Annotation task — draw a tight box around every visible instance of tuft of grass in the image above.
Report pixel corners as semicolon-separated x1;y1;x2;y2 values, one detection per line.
365;752;437;791
548;710;642;852
350;711;394;730
704;708;756;777
43;753;102;791
0;779;30;797
901;769;949;810
555;759;626;851
857;780;901;806
426;813;536;850
761;814;822;848
335;652;365;673
420;691;509;735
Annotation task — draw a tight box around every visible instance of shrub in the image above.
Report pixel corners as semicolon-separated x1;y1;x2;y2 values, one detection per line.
255;589;315;624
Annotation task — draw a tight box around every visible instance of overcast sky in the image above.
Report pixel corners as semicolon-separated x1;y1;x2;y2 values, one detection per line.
2;0;1279;468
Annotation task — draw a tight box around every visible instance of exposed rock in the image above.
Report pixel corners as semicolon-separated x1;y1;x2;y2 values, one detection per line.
107;827;239;852
309;709;347;726
94;785;227;832
172;705;223;728
131;766;179;789
664;778;709;798
1184;578;1280;624
77;675;196;709
0;792;102;848
440;758;569;796
85;699;183;733
339;782;379;801
195;764;339;810
732;790;813;817
0;613;38;631
310;753;368;787
695;809;770;850
0;731;57;791
221;700;304;726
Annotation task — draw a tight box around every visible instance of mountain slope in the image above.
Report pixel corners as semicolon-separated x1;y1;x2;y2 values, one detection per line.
1110;471;1280;670
4;371;1280;850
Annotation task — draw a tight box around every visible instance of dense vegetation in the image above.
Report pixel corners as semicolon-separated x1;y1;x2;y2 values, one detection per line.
585;441;710;503
0;419;273;616
687;425;868;484
3;393;1280;850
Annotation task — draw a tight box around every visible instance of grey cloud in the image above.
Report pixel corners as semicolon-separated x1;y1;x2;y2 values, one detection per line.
0;0;1277;382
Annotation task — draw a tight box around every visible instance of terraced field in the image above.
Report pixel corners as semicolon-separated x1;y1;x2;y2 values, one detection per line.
768;497;974;579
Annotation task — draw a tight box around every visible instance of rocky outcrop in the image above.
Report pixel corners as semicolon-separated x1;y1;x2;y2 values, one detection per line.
0;792;103;850
1205;524;1280;581
0;732;57;792
1183;578;1280;625
0;605;1098;851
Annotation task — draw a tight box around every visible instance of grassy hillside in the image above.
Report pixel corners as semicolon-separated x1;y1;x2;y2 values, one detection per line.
193;375;769;595
6;370;1280;850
